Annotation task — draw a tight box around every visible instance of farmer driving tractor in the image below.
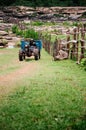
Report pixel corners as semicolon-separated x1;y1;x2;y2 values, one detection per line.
29;39;36;47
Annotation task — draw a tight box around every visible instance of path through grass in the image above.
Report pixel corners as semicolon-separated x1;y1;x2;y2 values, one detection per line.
0;48;86;130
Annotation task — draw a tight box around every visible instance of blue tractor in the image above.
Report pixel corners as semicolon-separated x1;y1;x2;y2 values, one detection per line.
19;39;42;61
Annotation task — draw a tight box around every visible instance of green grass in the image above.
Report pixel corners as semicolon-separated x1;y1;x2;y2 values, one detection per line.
0;49;86;130
0;48;20;75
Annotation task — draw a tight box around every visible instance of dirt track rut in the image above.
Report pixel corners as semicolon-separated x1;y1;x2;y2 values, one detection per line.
0;61;39;98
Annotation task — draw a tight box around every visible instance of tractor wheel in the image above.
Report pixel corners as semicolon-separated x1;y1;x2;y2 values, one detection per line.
19;50;24;61
39;51;41;59
34;55;39;60
23;55;25;60
34;48;39;60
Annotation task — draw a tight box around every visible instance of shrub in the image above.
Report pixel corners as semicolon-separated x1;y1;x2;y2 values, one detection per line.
12;25;39;40
82;12;86;18
63;21;71;26
12;25;19;34
80;58;86;71
72;22;79;27
32;21;44;26
24;29;39;39
16;29;24;36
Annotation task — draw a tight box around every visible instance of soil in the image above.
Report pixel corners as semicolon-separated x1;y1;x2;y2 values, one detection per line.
0;58;40;98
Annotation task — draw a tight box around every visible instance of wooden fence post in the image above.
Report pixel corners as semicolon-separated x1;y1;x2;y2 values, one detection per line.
48;35;51;54
76;41;79;63
81;29;85;40
77;25;80;40
83;23;86;31
53;38;58;58
73;27;77;40
80;40;85;60
67;35;70;58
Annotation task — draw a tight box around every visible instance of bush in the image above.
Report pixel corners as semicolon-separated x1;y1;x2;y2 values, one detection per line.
12;25;19;34
16;30;24;36
24;29;39;39
82;12;86;18
32;21;44;26
72;22;79;27
80;58;86;71
12;25;39;40
63;21;71;26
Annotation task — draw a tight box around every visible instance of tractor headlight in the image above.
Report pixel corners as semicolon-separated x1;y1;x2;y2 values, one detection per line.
25;45;28;47
25;45;28;51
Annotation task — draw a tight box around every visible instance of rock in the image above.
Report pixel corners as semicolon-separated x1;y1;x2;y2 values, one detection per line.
0;11;4;17
4;37;12;40
7;41;15;46
0;6;85;23
0;31;8;36
0;39;8;47
54;50;68;60
68;14;81;20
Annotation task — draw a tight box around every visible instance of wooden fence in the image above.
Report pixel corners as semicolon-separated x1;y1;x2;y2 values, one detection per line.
40;24;86;63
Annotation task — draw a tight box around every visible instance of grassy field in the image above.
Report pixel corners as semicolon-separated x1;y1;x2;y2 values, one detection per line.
0;48;86;130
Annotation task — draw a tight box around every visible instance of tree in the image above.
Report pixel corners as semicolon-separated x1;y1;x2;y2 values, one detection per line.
0;0;86;6
0;0;16;6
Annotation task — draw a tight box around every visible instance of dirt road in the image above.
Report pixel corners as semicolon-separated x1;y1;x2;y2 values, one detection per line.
0;56;40;98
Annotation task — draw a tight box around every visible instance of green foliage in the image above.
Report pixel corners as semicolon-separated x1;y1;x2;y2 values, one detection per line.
12;25;24;36
16;29;24;36
80;58;86;71
72;22;79;27
32;21;44;26
63;21;71;27
12;25;19;34
82;12;86;18
44;22;56;26
24;29;39;39
31;21;57;27
1;0;86;6
12;25;39;40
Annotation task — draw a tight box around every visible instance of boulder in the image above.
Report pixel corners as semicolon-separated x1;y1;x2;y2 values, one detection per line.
54;50;68;60
0;31;8;36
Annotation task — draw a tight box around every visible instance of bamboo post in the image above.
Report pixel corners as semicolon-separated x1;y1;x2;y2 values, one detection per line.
58;39;61;51
73;43;76;59
67;35;70;58
80;25;85;61
81;24;85;40
76;41;79;63
81;29;85;40
77;25;80;40
50;41;54;56
73;27;77;40
80;40;85;60
38;32;42;39
53;38;58;58
45;35;48;52
83;23;86;31
47;40;50;54
42;36;45;48
48;35;51;54
73;28;79;60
